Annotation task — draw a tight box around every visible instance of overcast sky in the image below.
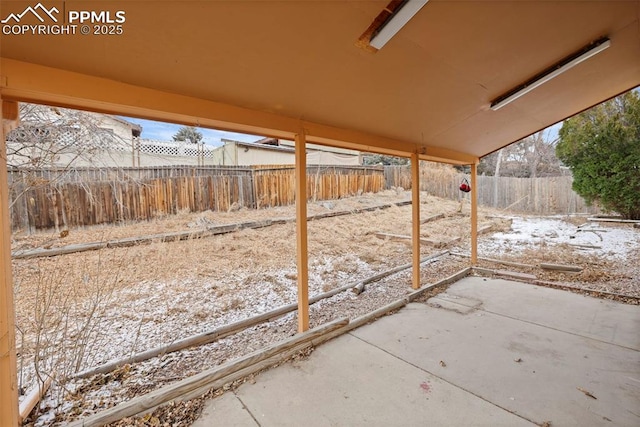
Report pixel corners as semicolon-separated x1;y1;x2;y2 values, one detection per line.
122;116;261;147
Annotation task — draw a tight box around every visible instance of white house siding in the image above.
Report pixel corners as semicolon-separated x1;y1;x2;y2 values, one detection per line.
237;147;295;165
211;141;361;166
307;150;361;165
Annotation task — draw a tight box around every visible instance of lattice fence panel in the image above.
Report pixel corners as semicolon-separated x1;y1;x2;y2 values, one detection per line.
137;139;217;158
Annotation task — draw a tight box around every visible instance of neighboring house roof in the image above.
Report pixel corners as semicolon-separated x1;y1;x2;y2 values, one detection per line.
222;139;294;153
251;138;359;156
254;137;279;146
110;116;143;136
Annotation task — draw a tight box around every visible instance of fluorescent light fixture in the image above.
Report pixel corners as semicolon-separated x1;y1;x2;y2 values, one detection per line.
370;0;429;49
490;37;611;111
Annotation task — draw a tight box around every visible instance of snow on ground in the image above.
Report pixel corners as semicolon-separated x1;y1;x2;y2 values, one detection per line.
14;195;640;426
92;253;374;368
479;216;640;260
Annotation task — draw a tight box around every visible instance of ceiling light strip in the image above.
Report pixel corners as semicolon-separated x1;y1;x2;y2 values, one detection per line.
370;0;429;49
490;37;611;111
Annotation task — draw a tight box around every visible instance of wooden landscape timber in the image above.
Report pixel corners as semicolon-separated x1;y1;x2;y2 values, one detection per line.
12;200;412;260
19;372;54;423
180;266;471;402
74;282;355;379
568;243;602;250
69;267;472;427
587;217;640;224
450;252;535;269
271;200;412;224
471;267;639;302
74;250;445;379
374;232;445;247
472;267;537;281
452;253;583;273
11;220;273;259
68;318;350;427
533;280;640;302
351;250;450;295
539;263;583;273
420;213;445;224
374;224;492;249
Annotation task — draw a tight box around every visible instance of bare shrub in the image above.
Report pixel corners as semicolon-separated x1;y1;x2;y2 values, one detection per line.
16;251;125;413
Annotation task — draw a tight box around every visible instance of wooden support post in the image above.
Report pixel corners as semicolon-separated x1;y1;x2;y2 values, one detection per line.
295;130;309;332
0;99;20;426
411;152;420;289
470;162;478;265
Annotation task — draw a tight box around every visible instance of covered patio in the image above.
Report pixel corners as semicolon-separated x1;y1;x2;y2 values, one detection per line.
194;277;640;427
1;0;640;425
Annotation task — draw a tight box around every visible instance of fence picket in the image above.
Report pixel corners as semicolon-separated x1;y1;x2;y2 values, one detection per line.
7;164;595;231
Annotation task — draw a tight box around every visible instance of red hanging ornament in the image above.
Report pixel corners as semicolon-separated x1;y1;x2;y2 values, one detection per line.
459;178;471;193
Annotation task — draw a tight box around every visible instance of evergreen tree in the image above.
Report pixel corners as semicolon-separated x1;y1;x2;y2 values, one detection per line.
556;90;640;219
172;126;203;144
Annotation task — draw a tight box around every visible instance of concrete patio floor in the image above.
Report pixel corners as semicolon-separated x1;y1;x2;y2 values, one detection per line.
192;277;640;427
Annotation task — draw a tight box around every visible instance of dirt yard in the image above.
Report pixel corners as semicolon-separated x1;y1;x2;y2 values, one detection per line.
10;190;639;426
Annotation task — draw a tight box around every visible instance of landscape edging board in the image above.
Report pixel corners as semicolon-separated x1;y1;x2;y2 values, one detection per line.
68;267;472;426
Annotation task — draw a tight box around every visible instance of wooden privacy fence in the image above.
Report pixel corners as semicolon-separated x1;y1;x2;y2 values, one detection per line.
8;165;385;231
474;175;598;214
384;165;598;215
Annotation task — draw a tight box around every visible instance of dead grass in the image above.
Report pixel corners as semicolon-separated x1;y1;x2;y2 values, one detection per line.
12;190;640;426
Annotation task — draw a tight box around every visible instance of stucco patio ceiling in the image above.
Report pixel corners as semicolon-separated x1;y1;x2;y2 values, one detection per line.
1;1;639;161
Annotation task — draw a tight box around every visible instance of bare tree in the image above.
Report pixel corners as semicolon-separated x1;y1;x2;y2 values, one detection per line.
6;103;133;232
479;131;562;178
6;104;129;169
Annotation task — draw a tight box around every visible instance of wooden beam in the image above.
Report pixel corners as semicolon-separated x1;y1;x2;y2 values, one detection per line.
417;147;478;166
411;152;420;289
0;97;19;427
2;100;19;135
470;163;478;264
1;100;18;122
0;59;477;164
295;130;309;332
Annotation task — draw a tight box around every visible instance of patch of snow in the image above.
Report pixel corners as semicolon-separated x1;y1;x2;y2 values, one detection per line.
479;216;639;260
